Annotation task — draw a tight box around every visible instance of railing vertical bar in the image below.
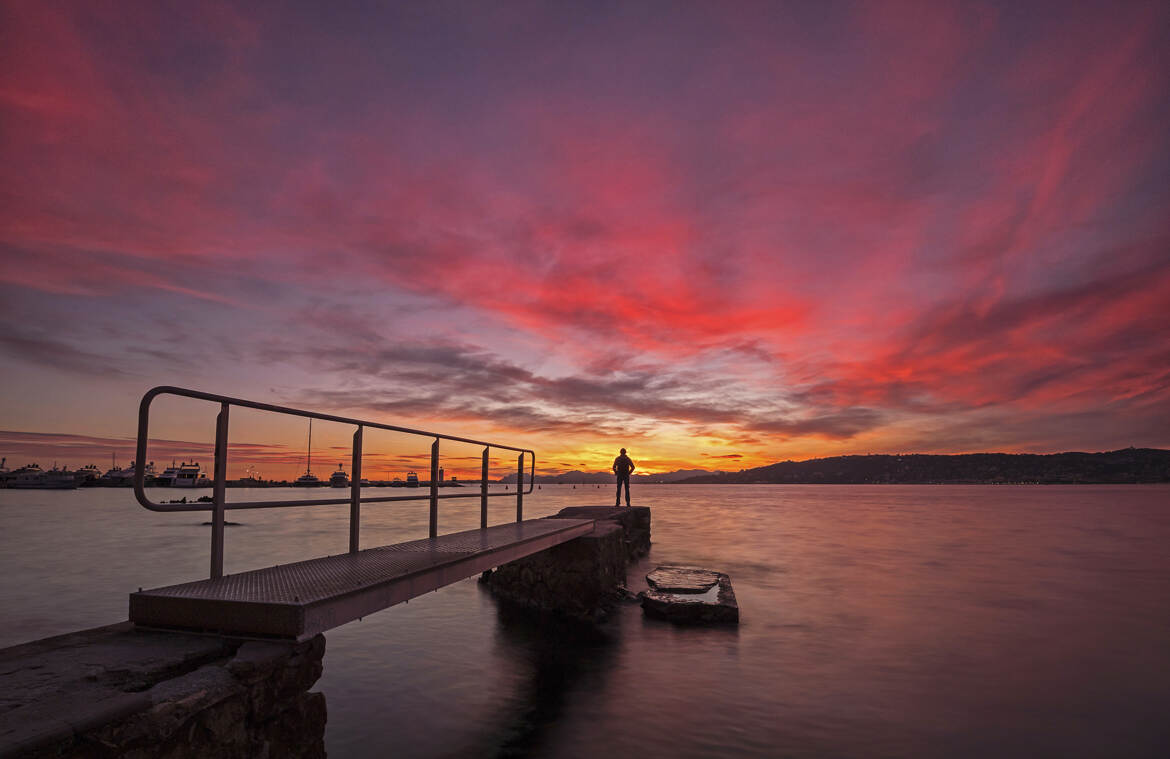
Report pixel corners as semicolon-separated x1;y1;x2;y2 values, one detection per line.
210;402;229;579
349;426;363;553
429;438;440;538
515;452;523;523
481;446;489;529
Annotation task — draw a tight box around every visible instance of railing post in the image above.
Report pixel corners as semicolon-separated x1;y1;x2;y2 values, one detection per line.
350;426;363;553
480;446;489;529
429;438;439;538
516;452;523;523
211;402;229;579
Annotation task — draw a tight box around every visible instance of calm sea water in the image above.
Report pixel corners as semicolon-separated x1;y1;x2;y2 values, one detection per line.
2;484;1168;758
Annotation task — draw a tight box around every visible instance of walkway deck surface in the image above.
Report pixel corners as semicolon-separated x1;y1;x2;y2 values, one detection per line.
129;518;594;640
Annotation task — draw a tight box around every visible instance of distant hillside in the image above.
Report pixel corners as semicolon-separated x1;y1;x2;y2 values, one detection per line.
679;448;1170;484
500;468;723;484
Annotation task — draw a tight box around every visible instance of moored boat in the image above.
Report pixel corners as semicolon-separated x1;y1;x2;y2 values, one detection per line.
155;462;180;487
173;462;202;488
8;463;80;490
329;465;349;488
101;460;157;486
294;418;322;486
75;464;104;485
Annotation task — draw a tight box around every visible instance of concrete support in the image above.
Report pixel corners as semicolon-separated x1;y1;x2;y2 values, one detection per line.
484;506;651;622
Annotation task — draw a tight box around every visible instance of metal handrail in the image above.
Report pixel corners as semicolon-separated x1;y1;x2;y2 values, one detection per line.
134;386;536;578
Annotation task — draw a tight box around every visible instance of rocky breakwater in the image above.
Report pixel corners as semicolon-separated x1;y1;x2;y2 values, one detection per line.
484;506;651;622
640;566;739;624
0;623;325;759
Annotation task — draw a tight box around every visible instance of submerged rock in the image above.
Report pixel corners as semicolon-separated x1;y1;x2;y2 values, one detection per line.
641;566;739;624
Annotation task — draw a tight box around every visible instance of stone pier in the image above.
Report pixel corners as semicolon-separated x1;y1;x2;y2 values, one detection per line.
1;508;651;756
0;623;325;759
484;506;651;622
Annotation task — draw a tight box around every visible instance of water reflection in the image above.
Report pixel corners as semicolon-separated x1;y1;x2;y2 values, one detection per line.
486;598;618;758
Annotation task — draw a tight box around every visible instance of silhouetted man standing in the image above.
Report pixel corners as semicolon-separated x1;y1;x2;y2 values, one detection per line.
613;448;635;507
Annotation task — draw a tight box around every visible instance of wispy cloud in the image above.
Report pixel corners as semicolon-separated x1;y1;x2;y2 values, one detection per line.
0;329;130;379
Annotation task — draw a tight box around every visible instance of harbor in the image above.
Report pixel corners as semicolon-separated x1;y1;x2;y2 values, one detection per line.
0;460;472;490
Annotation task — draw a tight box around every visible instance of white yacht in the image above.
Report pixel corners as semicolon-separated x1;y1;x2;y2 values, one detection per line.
100;460;156;486
329;464;350;488
8;463;79;490
173;462;202;488
156;462;181;487
75;464;103;484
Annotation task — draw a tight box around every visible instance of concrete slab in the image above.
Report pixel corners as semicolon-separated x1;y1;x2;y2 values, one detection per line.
641;567;739;625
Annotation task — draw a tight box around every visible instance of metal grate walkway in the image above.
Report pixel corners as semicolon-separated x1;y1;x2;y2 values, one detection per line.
129;518;594;640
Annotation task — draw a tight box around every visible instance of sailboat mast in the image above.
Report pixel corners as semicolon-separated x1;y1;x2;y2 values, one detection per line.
306;418;313;474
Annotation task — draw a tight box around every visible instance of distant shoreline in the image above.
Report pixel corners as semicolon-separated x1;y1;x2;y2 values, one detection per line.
502;448;1170;486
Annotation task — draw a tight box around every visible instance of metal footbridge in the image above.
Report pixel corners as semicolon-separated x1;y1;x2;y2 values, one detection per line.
128;387;592;640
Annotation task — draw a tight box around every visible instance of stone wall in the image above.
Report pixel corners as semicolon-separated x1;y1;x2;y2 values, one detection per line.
0;623;326;759
484;506;651;622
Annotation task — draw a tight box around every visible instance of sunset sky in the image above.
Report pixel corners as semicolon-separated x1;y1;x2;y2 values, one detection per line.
2;1;1168;478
